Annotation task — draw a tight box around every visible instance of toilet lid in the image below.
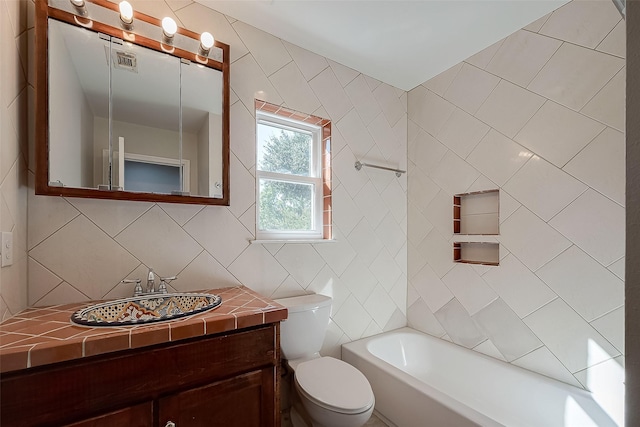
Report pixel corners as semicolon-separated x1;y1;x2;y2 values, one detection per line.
295;357;374;415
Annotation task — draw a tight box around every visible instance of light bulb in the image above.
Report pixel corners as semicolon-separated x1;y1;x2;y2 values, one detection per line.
200;32;214;49
162;17;177;40
69;0;88;17
119;1;133;25
198;31;214;57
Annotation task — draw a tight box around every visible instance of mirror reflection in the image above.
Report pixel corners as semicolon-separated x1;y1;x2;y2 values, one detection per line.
47;17;224;199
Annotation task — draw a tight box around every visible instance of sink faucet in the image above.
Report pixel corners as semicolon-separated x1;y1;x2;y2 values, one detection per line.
146;268;156;293
121;268;177;296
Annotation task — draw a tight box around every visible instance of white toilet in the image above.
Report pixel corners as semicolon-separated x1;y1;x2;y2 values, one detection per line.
276;294;375;427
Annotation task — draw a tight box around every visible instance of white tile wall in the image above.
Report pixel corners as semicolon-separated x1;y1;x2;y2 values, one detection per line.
25;0;407;358
408;0;625;393
1;0;29;320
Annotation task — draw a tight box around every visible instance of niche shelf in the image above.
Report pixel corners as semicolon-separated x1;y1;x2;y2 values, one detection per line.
453;189;499;235
453;242;499;266
453;189;500;266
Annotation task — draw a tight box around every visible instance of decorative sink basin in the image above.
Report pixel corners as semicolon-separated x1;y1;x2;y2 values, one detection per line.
71;293;222;327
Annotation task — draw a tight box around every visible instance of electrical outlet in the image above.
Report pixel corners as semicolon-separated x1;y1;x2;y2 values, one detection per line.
1;232;13;267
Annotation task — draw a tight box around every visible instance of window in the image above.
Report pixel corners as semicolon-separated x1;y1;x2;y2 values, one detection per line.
255;100;331;241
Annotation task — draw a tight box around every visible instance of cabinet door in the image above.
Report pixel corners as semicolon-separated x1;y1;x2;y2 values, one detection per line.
65;401;153;427
159;368;277;427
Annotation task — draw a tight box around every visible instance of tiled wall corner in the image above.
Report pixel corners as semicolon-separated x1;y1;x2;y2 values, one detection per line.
0;0;30;321
407;0;624;405
25;0;408;357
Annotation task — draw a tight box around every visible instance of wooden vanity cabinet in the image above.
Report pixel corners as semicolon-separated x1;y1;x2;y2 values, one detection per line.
0;323;280;427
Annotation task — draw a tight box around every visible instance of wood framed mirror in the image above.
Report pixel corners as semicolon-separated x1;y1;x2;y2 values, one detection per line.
35;0;230;205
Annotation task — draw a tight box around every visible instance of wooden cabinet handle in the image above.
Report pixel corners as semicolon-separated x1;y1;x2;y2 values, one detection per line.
165;422;176;427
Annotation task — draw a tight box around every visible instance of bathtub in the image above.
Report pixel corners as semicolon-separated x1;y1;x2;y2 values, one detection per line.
342;328;620;427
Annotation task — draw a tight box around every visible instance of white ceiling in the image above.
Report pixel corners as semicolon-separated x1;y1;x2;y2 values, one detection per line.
196;0;570;91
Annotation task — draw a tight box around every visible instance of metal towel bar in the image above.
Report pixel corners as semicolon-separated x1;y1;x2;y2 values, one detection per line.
354;161;406;177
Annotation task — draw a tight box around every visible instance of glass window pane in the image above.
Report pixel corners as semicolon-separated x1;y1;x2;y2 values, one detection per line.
259;179;313;231
257;122;312;176
124;160;180;194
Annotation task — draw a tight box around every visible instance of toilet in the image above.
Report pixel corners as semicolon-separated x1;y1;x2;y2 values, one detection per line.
275;294;375;427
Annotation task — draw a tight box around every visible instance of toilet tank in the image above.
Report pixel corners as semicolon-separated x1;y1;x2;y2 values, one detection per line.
275;294;332;361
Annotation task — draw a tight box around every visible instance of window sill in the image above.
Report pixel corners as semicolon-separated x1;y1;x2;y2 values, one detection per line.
250;239;337;244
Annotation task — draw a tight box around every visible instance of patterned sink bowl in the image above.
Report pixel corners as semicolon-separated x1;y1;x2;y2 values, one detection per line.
71;293;222;327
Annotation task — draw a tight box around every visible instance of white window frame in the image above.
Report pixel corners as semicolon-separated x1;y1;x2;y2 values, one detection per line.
255;111;323;241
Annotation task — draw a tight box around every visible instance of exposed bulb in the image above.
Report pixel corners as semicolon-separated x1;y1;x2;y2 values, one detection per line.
119;1;133;25
200;32;214;49
198;31;214;57
162;17;177;40
69;0;88;17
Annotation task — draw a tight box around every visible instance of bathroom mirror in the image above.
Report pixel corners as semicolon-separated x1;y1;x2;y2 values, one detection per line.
35;0;230;205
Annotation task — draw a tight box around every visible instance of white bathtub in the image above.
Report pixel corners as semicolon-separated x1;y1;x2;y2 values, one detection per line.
342;328;620;427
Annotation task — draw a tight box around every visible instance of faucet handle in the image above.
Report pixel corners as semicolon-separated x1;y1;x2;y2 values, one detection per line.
121;279;143;296
157;276;177;294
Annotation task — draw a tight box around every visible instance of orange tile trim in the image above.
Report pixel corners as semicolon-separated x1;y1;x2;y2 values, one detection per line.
0;286;287;373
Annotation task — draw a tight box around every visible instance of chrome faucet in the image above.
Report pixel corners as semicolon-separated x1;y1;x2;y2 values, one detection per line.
121;268;176;296
146;268;156;293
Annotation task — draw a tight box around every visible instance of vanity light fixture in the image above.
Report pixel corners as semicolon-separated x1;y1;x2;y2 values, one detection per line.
69;0;88;16
161;17;177;44
118;1;134;29
198;31;214;57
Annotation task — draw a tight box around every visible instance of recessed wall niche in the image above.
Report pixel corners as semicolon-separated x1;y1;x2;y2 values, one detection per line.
453;242;500;266
453;189;499;235
453;189;500;266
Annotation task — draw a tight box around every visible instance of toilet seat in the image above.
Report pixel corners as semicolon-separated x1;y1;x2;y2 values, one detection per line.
294;357;375;415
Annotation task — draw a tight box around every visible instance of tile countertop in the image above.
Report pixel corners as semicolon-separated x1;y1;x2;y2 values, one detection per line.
0;286;288;374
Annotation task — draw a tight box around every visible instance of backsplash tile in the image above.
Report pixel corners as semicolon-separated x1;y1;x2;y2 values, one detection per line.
31;216;140;300
434;298;486;349
580;67;625;132
408;298;445;337
514;100;606;168
442;264;498;316
549;189;625;266
499;206;571;271
563;127;625;206
536;245;624;322
524;298;619;373
590;306;624;355
466;129;532;187
538;0;621;49
485;30;561;88
443;63;500;115
527;42;624;111
232;20;291;77
436;107;489;159
511;346;582;388
481;254;556;318
473;298;542;362
475;79;544;139
502;155;587;221
596;19;626;59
